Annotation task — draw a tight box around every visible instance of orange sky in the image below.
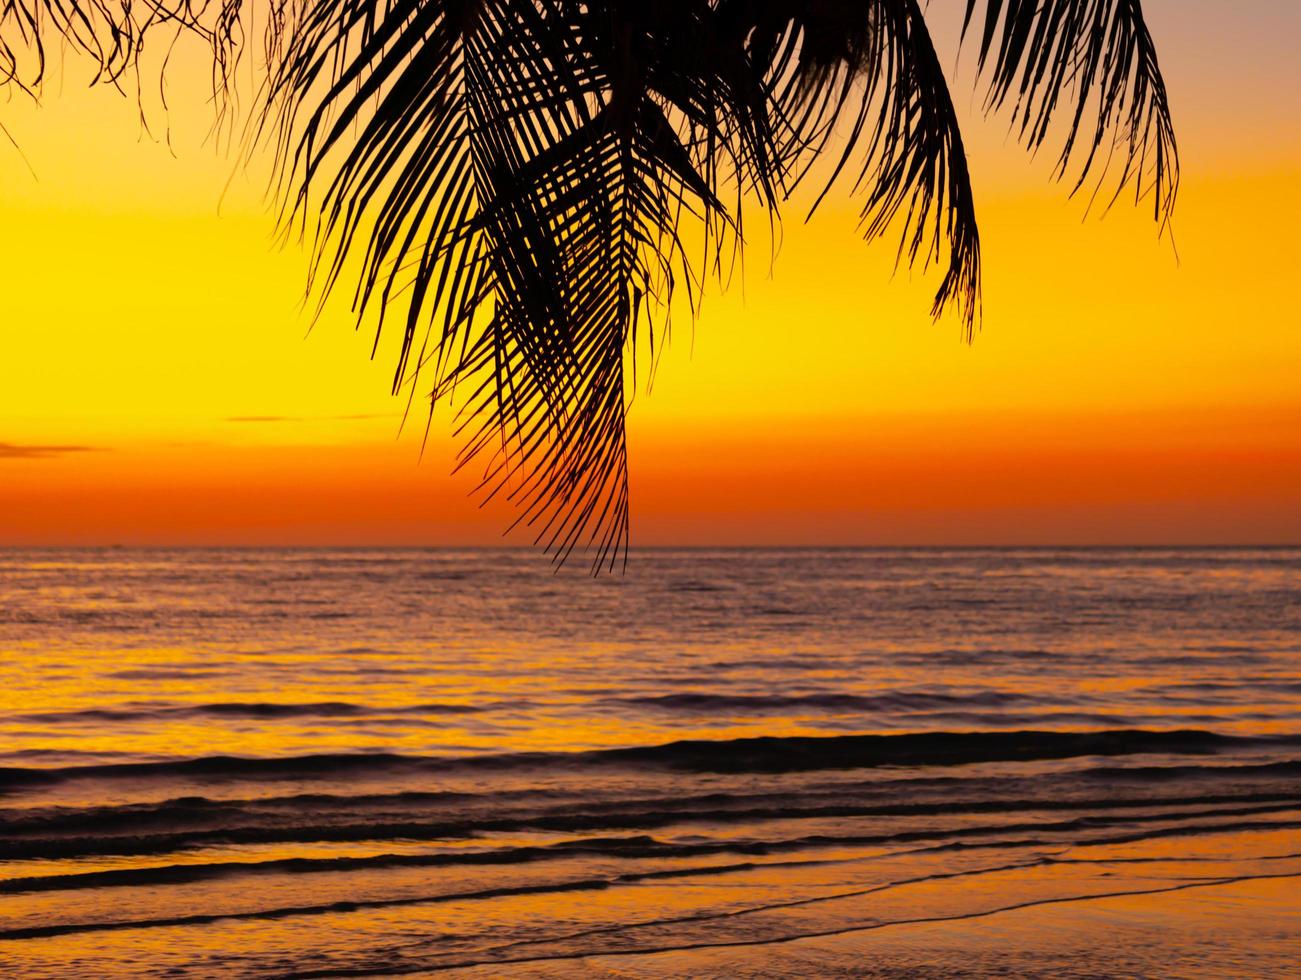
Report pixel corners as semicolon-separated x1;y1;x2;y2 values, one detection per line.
2;2;1299;547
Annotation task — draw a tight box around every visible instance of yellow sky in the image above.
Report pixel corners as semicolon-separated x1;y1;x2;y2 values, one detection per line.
2;2;1299;546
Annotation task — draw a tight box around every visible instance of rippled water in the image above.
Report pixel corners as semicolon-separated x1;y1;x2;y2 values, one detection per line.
2;548;1299;977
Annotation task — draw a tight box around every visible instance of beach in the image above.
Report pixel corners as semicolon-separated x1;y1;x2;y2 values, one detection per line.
2;547;1298;977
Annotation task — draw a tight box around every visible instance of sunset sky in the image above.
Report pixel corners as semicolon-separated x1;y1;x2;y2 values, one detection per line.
2;0;1298;547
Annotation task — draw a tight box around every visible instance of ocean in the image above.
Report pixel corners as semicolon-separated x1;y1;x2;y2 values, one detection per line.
1;547;1298;977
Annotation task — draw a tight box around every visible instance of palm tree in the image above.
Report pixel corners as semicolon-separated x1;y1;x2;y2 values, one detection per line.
3;1;1177;570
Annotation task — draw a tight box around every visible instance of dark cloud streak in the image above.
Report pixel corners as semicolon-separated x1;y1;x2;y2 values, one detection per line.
0;443;102;460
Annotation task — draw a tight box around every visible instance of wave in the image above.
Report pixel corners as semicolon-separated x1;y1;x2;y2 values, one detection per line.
0;877;615;942
10;806;1301;916
8;756;1296;851
8;840;830;901
2;729;1293;791
608;691;1051;713
1082;759;1301;781
0;835;668;893
593;728;1294;773
4;793;1298;864
703;657;841;672
13;701;501;724
7;756;1298;834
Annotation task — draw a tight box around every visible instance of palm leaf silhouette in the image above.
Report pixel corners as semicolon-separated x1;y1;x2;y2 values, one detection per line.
3;0;1177;570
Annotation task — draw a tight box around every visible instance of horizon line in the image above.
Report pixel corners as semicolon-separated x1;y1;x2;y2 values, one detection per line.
2;543;1298;552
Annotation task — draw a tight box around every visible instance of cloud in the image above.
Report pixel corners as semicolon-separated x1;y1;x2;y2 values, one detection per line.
0;442;102;460
223;414;394;423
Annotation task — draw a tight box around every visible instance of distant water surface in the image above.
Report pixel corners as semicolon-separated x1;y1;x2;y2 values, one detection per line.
1;548;1298;977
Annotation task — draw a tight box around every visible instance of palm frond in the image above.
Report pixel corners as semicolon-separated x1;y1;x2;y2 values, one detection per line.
769;0;983;333
962;0;1178;226
1;1;126;91
5;0;1179;569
